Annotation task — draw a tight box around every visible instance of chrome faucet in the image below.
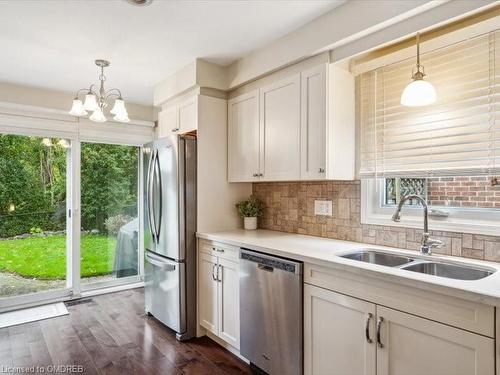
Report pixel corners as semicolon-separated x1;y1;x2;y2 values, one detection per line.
391;194;443;255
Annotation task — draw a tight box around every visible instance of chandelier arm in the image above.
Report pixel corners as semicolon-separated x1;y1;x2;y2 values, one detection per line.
88;84;100;98
73;88;89;99
105;88;123;100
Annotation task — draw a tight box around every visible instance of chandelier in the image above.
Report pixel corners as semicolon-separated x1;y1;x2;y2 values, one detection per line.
69;59;129;123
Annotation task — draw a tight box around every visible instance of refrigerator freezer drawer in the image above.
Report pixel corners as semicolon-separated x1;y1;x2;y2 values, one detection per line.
145;251;186;333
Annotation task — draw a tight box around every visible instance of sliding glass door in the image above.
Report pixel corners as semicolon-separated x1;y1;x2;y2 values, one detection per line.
79;142;141;289
0;134;71;300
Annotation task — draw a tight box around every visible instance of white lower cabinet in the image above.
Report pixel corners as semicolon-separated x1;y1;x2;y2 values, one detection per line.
377;306;494;375
217;257;240;348
304;284;494;375
304;284;376;375
198;241;240;349
199;252;218;334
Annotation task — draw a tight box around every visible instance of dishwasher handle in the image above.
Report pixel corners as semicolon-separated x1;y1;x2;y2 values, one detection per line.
257;264;274;272
240;248;302;275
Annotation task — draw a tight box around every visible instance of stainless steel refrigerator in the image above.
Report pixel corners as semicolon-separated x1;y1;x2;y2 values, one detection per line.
143;135;197;341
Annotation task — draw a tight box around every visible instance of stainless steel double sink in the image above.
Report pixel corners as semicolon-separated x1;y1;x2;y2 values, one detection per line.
340;249;495;281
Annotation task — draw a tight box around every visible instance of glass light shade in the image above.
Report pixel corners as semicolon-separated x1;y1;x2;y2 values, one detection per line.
69;99;87;116
113;110;130;123
83;94;99;111
89;107;107;122
400;79;437;107
110;98;126;116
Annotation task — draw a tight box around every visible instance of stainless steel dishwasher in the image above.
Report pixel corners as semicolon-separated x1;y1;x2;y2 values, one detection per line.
240;248;303;375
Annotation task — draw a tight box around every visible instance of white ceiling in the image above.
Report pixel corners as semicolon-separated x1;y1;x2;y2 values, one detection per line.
0;0;344;105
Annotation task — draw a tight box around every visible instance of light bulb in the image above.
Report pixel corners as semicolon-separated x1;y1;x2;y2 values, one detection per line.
110;98;126;116
69;99;87;116
89;107;107;122
83;94;98;111
400;79;436;107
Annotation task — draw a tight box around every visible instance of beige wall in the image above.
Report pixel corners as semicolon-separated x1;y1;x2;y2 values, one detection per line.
253;181;500;263
0;82;157;122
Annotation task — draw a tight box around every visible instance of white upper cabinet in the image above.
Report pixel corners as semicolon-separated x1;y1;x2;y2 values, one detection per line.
227;62;355;182
228;90;260;182
301;65;327;180
157;95;198;138
177;96;198;133
260;74;301;181
157;106;178;138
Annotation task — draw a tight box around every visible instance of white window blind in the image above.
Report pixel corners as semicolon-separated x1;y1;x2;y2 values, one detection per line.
0;102;154;146
78;119;154;146
359;30;500;178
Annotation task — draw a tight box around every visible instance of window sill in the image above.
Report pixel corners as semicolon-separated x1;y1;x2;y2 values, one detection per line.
362;212;500;237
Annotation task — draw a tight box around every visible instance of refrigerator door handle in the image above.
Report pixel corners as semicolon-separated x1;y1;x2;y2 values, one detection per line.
146;253;176;272
146;149;157;243
154;149;163;241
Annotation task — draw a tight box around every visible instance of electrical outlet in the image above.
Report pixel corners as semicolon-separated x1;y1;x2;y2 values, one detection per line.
314;200;332;216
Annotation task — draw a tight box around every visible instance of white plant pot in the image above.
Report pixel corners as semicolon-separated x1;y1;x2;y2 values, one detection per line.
244;217;257;230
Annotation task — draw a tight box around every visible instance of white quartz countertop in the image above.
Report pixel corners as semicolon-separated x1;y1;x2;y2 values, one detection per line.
197;229;500;307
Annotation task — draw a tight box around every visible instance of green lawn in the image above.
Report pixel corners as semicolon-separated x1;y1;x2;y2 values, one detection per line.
0;235;116;280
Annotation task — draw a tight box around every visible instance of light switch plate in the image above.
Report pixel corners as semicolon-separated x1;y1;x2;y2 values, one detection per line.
314;200;332;216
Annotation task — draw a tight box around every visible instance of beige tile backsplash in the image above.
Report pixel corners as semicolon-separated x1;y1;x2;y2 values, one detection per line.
253;181;500;262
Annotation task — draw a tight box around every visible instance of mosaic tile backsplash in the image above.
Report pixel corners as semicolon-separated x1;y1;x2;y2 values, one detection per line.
252;181;500;262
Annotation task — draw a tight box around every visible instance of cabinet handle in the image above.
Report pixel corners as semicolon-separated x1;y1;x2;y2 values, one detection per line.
217;264;223;282
365;313;373;344
318;168;325;173
217;248;224;253
376;317;384;348
253;173;259;177
259;173;263;177
212;263;217;281
171;128;179;132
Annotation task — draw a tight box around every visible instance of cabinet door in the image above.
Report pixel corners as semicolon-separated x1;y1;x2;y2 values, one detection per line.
301;65;327;180
260;74;300;181
198;252;218;334
217;257;240;349
376;306;494;375
178;96;198;133
304;284;376;375
228;90;260;182
157;106;178;138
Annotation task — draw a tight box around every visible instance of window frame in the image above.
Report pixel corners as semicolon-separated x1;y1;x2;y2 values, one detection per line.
361;179;500;236
0;102;153;311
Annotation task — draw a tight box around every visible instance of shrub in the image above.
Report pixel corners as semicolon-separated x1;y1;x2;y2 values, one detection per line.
30;227;43;235
104;214;133;235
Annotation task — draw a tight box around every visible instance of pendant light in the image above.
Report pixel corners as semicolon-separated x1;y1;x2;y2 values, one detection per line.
400;33;436;107
69;60;129;123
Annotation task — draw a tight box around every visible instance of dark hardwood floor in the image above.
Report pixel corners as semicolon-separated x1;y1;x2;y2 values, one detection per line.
0;288;251;374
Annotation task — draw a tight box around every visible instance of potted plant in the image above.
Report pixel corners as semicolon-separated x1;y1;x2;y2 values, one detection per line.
236;195;264;230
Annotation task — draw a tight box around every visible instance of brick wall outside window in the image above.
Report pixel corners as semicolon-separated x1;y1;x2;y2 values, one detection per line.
427;177;500;208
